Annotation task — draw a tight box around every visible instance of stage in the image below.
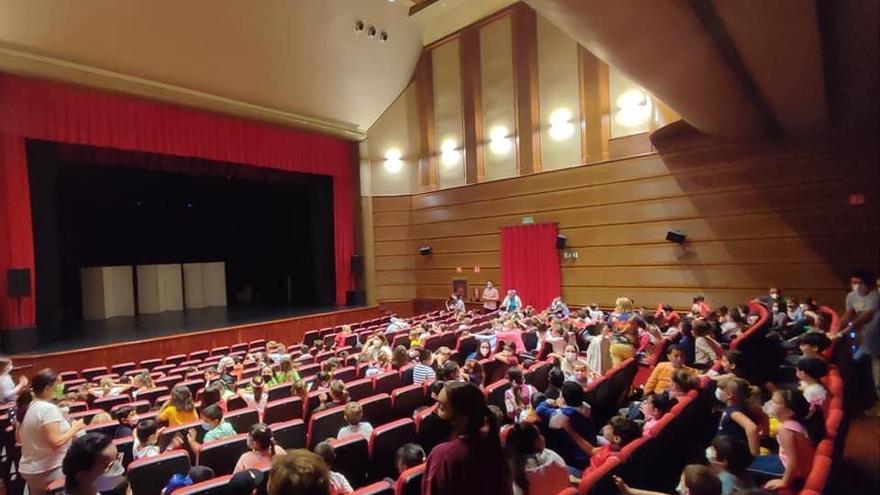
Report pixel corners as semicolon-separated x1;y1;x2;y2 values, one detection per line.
11;304;384;377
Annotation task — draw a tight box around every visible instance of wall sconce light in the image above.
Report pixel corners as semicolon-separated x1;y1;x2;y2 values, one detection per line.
488;125;512;155
440;138;460;167
614;89;652;128
562;250;579;260
383;148;402;173
548;108;575;141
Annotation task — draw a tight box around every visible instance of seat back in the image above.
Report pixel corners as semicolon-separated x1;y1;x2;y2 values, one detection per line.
527;360;552;392
334;366;357;383
373;371;401;395
330;435;370;488
271;419;306;450
113;436;135;469
111;362;137;375
578;456;621;494
127;450;191;495
307;405;348;448
351;481;394;495
224;407;260;434
225;395;247;412
197;433;249;476
83;366;109;381
391;385;425;420
346;378;375;401
359;393;392;426
267;383;293;401
172;475;233;495
368;419;416;481
485;379;511;413
263;396;303;424
394;464;425;495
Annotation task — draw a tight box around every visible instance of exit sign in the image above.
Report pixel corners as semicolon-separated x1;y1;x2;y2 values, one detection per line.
521;216;535;224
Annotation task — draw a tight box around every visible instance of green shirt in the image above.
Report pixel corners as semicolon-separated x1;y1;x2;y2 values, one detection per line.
269;371;299;386
203;421;236;442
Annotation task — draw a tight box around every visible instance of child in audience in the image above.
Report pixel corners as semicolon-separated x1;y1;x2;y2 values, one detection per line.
544;367;565;400
291;379;309;402
111;406;137;439
438;361;461;382
187;404;236;453
413;348;437;385
571;361;597;390
708;350;744;382
504;367;536;421
158;385;199;427
640;392;677;437
797;332;831;360
337;401;373;439
395;443;426;476
133;419;182;459
585;416;642;472
0;358;27;404
162;466;215;495
313;441;354;494
234;423;285;473
472;340;493;361
678;320;697;366
311;371;333;392
270;358;299;385
238;375;268;415
715;378;760;455
536;382;597;470
750;390;815;491
796;357;828;408
296;344;313;363
463;359;485;386
614;464;721;495
644;344;695;395
314;380;349;413
334;325;353;349
706;435;755;495
505;422;569;495
670;369;702;399
694;320;722;369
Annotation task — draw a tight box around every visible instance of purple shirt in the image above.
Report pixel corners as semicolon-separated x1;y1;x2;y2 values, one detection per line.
423;436;512;495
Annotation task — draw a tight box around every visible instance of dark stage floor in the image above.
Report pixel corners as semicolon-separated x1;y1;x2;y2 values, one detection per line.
22;304;361;354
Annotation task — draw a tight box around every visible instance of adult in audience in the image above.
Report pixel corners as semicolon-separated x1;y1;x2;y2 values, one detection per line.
506;422;569;495
61;433;125;495
482;281;500;313
423;382;512;495
234;423;285;473
840;269;879;333
446;292;466;313
158;385;199;427
17;369;86;495
501;289;523;312
268;449;332;495
549;297;571;319
0;357;27;403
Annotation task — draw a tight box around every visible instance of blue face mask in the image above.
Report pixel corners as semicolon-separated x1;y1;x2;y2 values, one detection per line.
202;422;214;431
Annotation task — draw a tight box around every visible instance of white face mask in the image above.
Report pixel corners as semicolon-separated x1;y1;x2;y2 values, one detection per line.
565;352;577;361
714;388;726;403
770;293;778;299
852;284;862;292
705;446;717;463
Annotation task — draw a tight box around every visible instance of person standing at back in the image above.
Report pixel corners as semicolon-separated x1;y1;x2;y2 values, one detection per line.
482;282;500;313
422;382;512;495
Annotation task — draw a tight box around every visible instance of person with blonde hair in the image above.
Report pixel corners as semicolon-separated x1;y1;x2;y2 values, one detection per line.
608;298;641;366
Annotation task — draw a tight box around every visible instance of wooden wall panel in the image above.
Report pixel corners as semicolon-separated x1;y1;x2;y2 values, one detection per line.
370;131;878;311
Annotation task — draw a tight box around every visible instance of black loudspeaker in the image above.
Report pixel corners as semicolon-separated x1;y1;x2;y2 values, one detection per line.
350;255;364;276
346;290;366;306
556;234;567;249
6;268;31;298
666;230;687;244
419;246;432;256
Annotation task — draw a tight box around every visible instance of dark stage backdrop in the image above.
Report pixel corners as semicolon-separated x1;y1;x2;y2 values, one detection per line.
27;141;335;343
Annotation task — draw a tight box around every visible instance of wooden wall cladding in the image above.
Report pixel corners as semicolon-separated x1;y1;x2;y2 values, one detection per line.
372;131;878;310
14;306;385;376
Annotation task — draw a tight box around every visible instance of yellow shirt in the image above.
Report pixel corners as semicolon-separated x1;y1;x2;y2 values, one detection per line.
644;362;695;395
158;405;199;427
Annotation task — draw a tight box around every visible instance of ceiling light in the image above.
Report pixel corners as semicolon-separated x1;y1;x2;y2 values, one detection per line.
384;148;402;173
548;108;575;141
440;139;460;167
488;125;511;155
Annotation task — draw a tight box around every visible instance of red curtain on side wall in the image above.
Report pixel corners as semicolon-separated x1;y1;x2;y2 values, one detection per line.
500;223;561;310
0;73;357;328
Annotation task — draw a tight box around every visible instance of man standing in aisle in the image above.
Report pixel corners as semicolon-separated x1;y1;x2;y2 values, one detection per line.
500;289;522;313
482;282;499;314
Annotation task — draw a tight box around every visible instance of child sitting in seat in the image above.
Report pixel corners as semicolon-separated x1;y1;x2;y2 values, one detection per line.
504;367;536;422
234;423;285;473
337;401;373;440
313;441;353;494
570;416;642;473
796;357;829;408
670;369;701;400
640;392;677;437
395;443;426;476
186;404;237;453
707;350;745;382
112;405;137;439
134;419;183;460
750;390;816;491
797;332;832;361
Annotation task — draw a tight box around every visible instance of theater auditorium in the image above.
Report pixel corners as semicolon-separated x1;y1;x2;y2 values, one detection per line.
0;1;877;495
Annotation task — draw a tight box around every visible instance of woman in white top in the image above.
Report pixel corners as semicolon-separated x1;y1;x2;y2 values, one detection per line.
0;357;28;403
17;369;86;495
505;422;570;495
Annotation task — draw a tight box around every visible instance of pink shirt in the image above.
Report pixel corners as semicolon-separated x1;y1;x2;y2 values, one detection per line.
778;419;814;482
495;330;526;353
233;445;285;473
482;288;499;310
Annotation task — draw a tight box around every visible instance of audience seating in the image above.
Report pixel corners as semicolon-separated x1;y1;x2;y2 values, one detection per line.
369;419;416;481
224;407;260;434
270;419;306;450
390;385;425;420
373;371;401;395
263;396;303;424
352;481;395;495
172;475;233;495
307;405;348;448
197;433;250;476
330;434;370;488
360;393;392;426
127;450;190;495
347;378;375;401
394;463;425;495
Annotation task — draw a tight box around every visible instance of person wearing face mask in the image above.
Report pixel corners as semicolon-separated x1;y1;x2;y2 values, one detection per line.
613;464;722;495
841;270;880;401
186;404;236;455
0;358;28;403
536;382;597;470
61;433;126;495
418;381;453;455
705;435;755;494
749;390;815;491
714;378;760;456
549;344;584;380
234;423;285;473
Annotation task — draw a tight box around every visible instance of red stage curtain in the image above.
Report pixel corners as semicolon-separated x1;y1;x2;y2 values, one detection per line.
500;223;561;310
0;73;357;327
0;135;35;328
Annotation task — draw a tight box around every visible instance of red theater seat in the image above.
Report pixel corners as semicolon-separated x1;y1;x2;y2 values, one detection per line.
373;371;401;395
225;407;260;433
263;396;303;424
197;433;249;475
391;384;424;420
188;350;209;362
307;405;348;448
394;463;425;495
127;450;191;495
805;454;832;493
369;418;416;481
172;475;233;495
59;371;79;381
347;378;375;401
330;434;370;488
485;379;511;413
360;393;392;426
334;366;357;383
136;386;169;406
82;366;108;381
352;481;394;495
578;456;621;494
93;395;131;412
111;362;137;375
165;354;187;366
271;419;306;450
267;382;293;401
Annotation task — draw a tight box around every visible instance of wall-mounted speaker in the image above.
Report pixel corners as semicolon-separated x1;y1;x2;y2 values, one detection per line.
666;230;687;244
6;268;31;298
350;255;364;276
556;234;567;250
419;246;432;256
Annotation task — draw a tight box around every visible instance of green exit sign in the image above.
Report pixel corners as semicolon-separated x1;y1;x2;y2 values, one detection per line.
521;216;535;224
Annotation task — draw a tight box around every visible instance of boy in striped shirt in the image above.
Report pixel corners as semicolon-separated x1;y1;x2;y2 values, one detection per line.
413;348;437;385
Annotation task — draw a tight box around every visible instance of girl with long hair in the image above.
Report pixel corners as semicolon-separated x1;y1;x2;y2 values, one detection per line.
505;422;568;495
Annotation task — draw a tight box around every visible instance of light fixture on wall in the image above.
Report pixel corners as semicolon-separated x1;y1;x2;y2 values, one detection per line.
440;138;460;167
488;125;511;155
548;108;575;141
383;148;402;173
614;89;652;128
